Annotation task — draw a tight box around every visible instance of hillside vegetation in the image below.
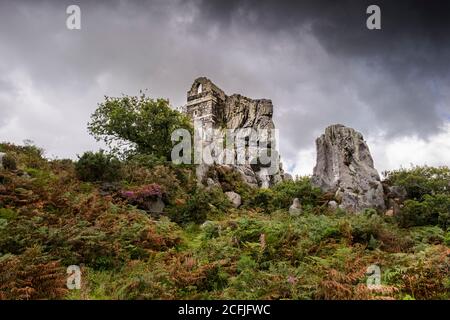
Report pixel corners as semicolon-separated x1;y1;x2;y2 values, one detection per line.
0;142;448;300
0;96;449;300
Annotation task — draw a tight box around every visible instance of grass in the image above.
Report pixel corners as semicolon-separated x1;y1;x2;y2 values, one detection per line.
0;142;449;300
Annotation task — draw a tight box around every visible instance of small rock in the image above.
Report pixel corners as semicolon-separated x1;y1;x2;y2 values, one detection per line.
289;198;302;216
328;200;338;210
385;209;394;217
225;191;242;208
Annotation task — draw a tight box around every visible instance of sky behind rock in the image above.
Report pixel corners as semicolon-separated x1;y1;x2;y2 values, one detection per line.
0;0;449;175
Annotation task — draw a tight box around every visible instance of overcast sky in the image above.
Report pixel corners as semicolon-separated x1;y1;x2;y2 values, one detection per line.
0;0;449;176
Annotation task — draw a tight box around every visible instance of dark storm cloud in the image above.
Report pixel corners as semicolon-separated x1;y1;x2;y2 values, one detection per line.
0;0;448;172
190;0;450;137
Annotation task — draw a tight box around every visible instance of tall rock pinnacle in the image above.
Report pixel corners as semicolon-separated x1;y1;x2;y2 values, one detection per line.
311;124;385;212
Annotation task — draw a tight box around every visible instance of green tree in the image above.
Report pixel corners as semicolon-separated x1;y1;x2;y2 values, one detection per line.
88;94;192;160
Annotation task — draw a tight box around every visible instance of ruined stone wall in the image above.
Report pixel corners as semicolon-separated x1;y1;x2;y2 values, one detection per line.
184;77;286;188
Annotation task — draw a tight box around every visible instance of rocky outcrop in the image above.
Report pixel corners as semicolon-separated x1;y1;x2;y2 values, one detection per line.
312;124;385;212
184;77;287;188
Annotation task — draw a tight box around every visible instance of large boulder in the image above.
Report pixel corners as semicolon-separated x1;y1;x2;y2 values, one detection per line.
311;124;385;212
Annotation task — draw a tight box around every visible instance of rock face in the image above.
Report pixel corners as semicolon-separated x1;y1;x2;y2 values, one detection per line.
311;124;385;212
183;77;286;188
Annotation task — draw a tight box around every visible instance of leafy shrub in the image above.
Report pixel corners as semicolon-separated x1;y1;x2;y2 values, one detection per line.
384;166;450;200
245;188;275;213
122;164;196;204
237;255;258;273
444;231;450;246
75;151;122;182
126;153;167;169
2;154;17;170
243;178;322;213
397;194;450;229
409;226;445;244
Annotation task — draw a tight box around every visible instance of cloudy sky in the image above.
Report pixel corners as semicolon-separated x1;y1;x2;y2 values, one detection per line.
0;0;449;176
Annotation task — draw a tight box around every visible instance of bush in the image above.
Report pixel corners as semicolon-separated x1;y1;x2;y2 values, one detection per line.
168;189;210;225
243;177;322;213
75;151;122;182
2;154;17;170
397;194;450;229
384;166;450;201
271;177;322;209
0;208;17;220
245;188;275;213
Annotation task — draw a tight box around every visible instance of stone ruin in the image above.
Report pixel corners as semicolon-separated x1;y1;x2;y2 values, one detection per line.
311;124;386;212
182;77;288;188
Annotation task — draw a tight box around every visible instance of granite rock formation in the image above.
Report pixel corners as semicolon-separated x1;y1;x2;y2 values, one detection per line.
312;124;385;212
183;77;288;188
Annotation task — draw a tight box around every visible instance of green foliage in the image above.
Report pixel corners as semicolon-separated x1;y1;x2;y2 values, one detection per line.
271;177;322;208
384;166;450;200
244;178;322;213
444;231;450;246
1;142;449;300
88;94;193;160
397;194;450;229
1;154;17;170
0;208;17;220
0;142;47;170
237;255;258;273
168;187;231;225
245;188;275;213
126;153;168;169
409;226;445;245
75;151;123;182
